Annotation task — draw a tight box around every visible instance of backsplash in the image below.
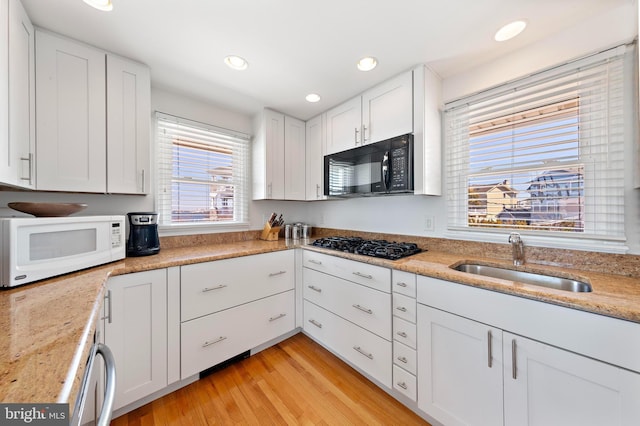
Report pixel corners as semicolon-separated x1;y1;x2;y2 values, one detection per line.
159;227;640;278
312;228;640;279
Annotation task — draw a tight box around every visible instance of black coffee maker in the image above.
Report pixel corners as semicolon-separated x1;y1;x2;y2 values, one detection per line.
126;212;160;256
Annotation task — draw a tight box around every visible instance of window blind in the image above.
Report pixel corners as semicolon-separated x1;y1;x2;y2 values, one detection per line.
156;112;250;227
445;45;627;241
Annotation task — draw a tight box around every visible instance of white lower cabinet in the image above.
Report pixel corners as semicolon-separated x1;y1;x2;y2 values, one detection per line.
504;332;640;426
179;250;296;379
304;300;392;386
104;269;168;412
417;305;503;426
302;252;392;388
181;290;295;379
417;275;640;426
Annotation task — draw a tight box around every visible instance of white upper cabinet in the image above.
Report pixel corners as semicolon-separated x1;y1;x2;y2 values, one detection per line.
106;54;151;194
253;108;285;200
252;108;306;200
324;70;414;156
305;114;325;200
361;71;413;145
35;30;150;194
0;0;35;189
325;96;362;155
412;65;442;196
35;30;106;192
284;115;306;200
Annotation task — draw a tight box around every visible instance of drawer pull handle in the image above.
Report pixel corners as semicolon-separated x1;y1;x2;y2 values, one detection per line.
396;306;408;313
397;382;408;390
308;319;323;328
397;331;408;338
269;313;287;322
396;282;408;288
269;271;286;277
397;356;408;364
308;285;322;293
353;346;373;360
352;271;373;280
202;336;227;348
202;284;227;293
308;259;322;265
352;304;373;314
487;330;493;368
512;339;517;380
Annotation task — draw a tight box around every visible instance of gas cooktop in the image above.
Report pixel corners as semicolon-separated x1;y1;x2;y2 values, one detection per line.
311;236;423;261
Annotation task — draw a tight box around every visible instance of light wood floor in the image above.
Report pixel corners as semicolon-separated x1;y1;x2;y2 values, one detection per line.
111;333;430;425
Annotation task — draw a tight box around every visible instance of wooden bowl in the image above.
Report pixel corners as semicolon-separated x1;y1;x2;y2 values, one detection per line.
8;202;88;217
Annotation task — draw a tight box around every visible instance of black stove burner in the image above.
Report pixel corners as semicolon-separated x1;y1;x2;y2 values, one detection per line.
312;236;422;260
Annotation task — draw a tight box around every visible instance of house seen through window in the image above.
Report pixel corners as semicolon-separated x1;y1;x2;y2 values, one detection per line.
466;99;584;232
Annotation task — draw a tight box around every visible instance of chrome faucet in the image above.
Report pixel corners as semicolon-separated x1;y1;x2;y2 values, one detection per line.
508;232;524;266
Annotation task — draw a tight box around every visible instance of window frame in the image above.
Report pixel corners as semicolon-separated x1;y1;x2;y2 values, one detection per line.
443;44;630;253
155;112;251;235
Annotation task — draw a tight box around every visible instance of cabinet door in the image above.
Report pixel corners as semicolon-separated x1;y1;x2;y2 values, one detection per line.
284;115;305;200
265;109;285;199
106;54;150;194
504;332;640;426
362;71;413;145
6;0;34;188
325;96;361;155
35;30;106;192
305;114;325;200
105;269;167;411
417;305;504;426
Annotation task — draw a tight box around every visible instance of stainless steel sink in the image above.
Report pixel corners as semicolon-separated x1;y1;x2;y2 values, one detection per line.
453;263;592;293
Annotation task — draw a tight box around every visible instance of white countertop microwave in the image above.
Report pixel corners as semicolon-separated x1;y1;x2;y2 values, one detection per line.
0;215;125;287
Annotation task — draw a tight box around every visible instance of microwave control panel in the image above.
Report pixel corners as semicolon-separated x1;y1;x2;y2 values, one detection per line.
390;147;408;189
111;222;123;248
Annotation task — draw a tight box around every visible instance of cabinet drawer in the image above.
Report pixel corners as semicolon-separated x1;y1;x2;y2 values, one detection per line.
303;250;390;293
393;293;416;323
303;268;391;339
393;365;417;401
393;341;417;375
181;290;294;379
393;316;417;349
181;250;294;321
392;270;416;298
303;300;391;387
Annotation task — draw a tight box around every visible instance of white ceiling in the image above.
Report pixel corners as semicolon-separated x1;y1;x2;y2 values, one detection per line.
21;0;631;121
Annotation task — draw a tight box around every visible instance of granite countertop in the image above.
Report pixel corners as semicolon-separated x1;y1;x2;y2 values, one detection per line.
1;236;639;409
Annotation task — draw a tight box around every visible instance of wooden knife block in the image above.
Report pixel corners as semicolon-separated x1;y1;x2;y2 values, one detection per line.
260;222;281;241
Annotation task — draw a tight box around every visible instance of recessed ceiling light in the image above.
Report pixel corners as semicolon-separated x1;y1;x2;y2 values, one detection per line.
357;57;378;72
224;55;248;71
305;93;321;103
82;0;113;11
494;20;527;42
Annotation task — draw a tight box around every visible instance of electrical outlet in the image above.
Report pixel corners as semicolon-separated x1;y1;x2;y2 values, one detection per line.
424;215;435;232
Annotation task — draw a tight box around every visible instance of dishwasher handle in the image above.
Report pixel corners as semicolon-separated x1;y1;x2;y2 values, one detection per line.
72;342;117;426
96;343;116;426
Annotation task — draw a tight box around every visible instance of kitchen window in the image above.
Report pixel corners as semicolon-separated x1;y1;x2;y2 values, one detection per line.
156;113;249;229
445;44;628;249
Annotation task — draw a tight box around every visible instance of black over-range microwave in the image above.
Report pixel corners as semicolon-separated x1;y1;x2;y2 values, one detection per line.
324;133;414;197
